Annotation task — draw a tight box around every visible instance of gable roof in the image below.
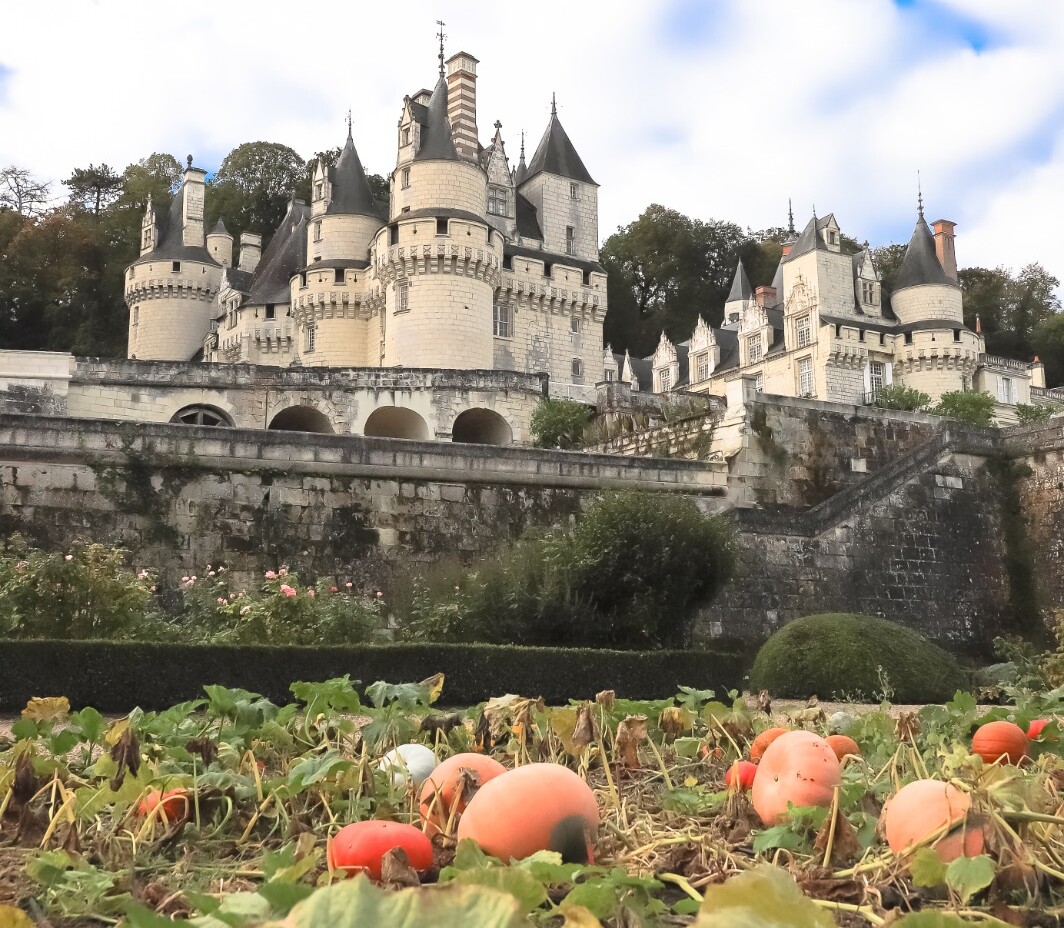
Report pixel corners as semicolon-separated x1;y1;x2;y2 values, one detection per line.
523;109;595;185
782;215;827;263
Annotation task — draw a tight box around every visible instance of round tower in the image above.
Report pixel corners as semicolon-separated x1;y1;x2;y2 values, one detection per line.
891;207;979;400
377;72;500;369
125;159;222;361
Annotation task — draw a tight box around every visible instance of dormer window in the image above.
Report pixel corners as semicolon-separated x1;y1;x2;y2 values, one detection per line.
659;368;671;392
796;315;811;348
402;127;411;146
828;230;837;245
697;353;710;383
315;182;323;199
861;281;877;305
487;186;508;216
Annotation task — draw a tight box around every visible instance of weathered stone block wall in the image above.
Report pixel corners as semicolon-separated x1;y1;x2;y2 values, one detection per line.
0;413;727;592
699;449;1010;653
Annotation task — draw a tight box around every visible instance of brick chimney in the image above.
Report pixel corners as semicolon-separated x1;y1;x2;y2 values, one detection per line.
755;285;777;308
446;52;479;162
932;219;958;281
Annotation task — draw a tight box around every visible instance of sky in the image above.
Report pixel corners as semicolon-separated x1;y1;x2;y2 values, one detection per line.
3;0;1064;284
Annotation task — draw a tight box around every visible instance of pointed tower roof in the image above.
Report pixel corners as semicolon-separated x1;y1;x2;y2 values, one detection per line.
513;131;528;185
414;74;459;162
726;261;753;303
210;218;228;235
327;128;380;217
524;98;596;185
893;212;955;291
783;214;828;262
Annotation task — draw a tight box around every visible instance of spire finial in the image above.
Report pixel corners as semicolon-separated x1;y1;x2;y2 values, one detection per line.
346;108;352;139
917;170;924;219
812;202;817;220
436;20;446;76
551;93;557;118
787;198;795;235
186;154;193;170
519;131;526;162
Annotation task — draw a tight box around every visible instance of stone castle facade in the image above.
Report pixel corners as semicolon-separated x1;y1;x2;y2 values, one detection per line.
123;49;606;442
621;208;1049;425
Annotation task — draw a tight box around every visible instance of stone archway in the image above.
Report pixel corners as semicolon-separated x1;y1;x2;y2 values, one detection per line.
451;408;513;446
170;404;234;427
363;406;430;441
268;406;334;433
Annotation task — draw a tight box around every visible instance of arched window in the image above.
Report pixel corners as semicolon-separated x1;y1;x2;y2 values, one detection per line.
451;408;513;446
170;405;233;427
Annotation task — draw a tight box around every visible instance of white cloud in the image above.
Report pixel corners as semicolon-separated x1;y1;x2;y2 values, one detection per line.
2;0;1064;284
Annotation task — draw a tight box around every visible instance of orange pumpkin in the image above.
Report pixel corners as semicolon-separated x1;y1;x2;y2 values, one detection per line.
881;779;984;862
457;763;599;863
972;720;1028;765
751;731;841;826
419;752;506;836
138;788;189;823
724;760;757;791
750;727;789;763
825;734;860;762
328;820;434;880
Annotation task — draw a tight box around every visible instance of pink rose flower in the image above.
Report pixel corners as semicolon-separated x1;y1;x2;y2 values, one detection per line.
280;584;296;597
265;570;277;580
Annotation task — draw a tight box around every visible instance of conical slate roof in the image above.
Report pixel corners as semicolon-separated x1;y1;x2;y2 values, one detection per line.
894;213;955;290
783;215;828;262
414;74;459;162
327;130;379;217
210;218;228;235
726;261;752;303
525;102;595;185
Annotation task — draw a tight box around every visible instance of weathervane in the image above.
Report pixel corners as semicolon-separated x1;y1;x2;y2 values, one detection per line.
437;20;447;76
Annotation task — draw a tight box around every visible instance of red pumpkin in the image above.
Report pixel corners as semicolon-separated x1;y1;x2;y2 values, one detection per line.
419;752;506;836
972;720;1028;765
750;727;788;763
725;760;757;791
138;788;189;822
751;731;841;826
457;763;598;863
825;735;860;762
881;779;984;862
328;820;434;880
1027;719;1056;741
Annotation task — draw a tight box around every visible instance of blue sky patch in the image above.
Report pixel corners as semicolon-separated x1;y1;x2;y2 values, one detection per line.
0;63;13;105
660;0;727;48
892;0;997;53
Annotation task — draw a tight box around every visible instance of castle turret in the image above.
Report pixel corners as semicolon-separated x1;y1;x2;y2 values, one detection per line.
723;261;752;323
206;219;233;267
518;97;598;260
125;156;222;361
381;63;499;370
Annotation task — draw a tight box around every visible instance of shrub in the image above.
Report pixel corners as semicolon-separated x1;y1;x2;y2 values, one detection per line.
1015;403;1055;424
0;537;161;640
868;384;930;412
932;390;996;426
748;613;968;703
398;491;737;650
530;399;594;449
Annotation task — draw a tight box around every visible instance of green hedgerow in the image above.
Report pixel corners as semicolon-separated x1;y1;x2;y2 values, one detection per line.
748;613;968;703
530;399;594;449
868;384;930;412
932;390;996;426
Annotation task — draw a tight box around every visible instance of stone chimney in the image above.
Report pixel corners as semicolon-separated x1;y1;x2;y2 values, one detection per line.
1031;357;1046;389
239;232;262;273
446;52;480;162
755;285;777;308
932;219;958;281
180;155;207;248
781;243;794;257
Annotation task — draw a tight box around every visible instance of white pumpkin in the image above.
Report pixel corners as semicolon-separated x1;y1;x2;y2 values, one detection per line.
378;743;437;787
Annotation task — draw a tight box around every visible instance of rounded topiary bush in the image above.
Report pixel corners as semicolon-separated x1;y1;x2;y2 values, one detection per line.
748;613;967;703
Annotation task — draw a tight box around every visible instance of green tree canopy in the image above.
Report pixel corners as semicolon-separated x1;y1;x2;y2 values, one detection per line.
208;141;309;249
64;164;123;217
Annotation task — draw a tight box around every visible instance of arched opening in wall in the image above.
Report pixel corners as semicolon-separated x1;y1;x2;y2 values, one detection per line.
170;405;234;427
268;406;334;433
451;408;513;446
363;406;430;441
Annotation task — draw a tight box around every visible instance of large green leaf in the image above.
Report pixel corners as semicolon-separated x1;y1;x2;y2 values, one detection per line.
944;854;995;905
909;847;948;888
446;867;548;913
694;866;834;928
269;875;527;928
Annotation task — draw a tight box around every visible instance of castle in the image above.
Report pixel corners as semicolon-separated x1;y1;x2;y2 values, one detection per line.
617;207;1049;424
122;47;606;443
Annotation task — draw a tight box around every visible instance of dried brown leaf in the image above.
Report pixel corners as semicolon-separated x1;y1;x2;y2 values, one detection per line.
380;847;421;888
12;752;38;806
798;869;866;906
895;712;920;743
21;697;70;723
595;690;615;710
813;810;860;866
614;715;648;769
572;705;598;751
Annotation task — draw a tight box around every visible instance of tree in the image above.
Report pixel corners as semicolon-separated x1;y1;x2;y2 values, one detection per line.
65;164;123;216
932;391;996;426
0;165;51;216
208;142;309;248
960;264;1060;361
601;204;748;356
1033;313;1064;388
868;384;930;412
870;243;907;314
530;399;593;449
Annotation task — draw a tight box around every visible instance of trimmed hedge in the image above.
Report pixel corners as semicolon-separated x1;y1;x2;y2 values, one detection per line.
0;640;748;711
748;613;968;703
